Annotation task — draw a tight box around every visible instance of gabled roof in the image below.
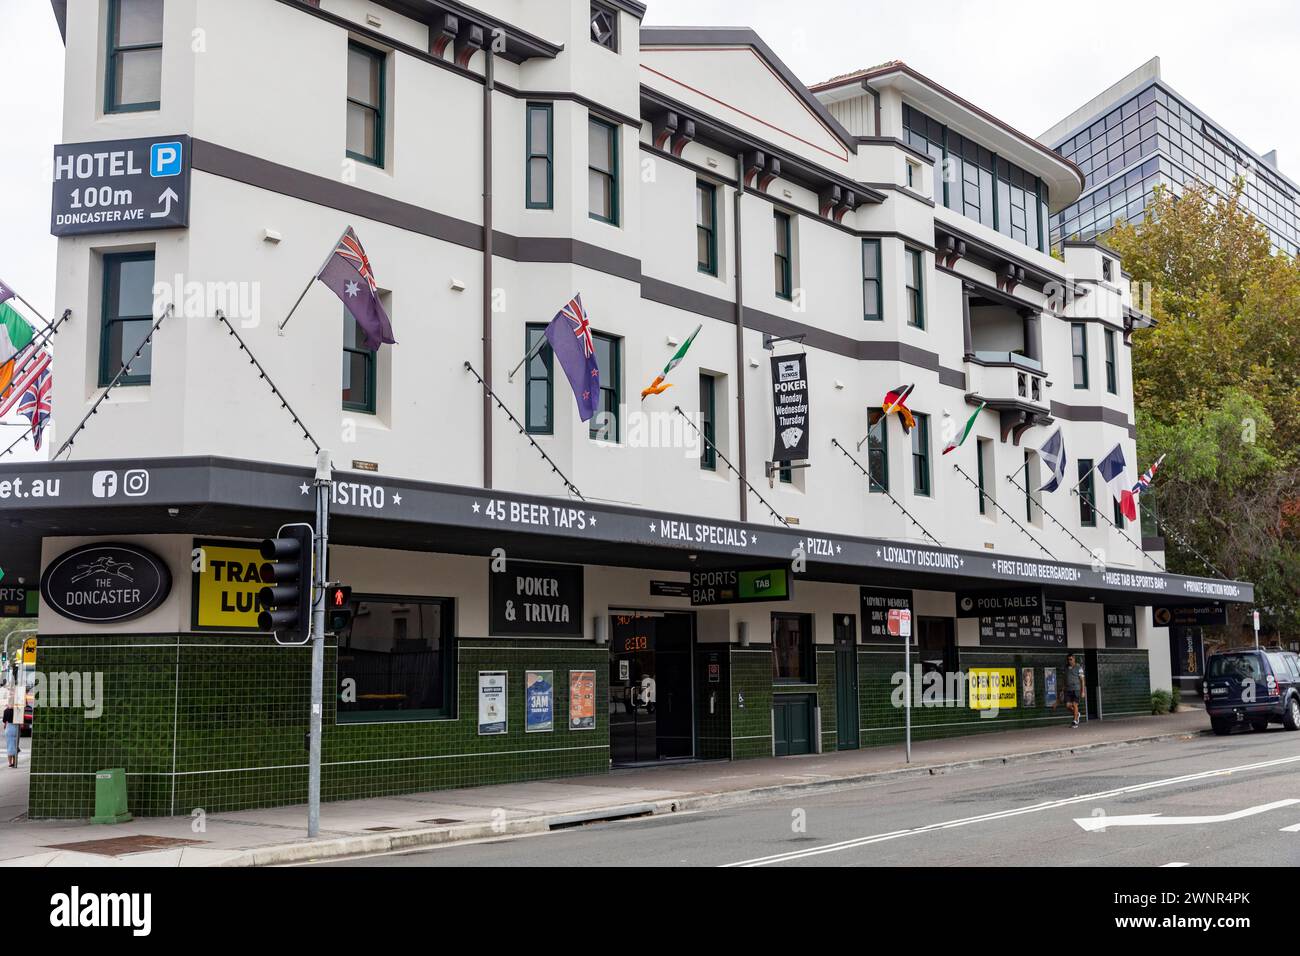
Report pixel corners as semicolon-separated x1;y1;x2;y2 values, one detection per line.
640;26;856;155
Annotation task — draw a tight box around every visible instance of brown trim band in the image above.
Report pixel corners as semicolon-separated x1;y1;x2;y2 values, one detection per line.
1049;400;1136;437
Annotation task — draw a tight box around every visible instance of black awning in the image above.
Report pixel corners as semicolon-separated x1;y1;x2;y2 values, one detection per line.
0;456;1253;607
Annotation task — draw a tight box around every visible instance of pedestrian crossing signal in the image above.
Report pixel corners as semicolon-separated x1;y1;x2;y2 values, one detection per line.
327;586;353;633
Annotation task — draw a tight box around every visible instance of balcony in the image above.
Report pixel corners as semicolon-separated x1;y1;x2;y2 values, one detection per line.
964;354;1052;444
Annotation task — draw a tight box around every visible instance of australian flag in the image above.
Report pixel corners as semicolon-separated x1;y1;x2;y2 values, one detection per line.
316;227;396;351
544;294;600;422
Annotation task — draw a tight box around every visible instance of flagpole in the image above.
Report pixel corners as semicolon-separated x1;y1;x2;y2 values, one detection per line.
507;334;548;383
277;230;348;336
9;292;56;332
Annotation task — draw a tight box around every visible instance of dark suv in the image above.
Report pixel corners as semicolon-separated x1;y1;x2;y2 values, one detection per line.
1203;648;1300;735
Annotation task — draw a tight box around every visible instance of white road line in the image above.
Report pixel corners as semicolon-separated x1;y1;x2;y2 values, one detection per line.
1161;862;1189;867
1074;799;1300;830
725;752;1300;867
1280;822;1300;832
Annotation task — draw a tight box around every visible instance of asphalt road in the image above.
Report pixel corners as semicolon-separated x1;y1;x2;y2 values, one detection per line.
314;729;1300;867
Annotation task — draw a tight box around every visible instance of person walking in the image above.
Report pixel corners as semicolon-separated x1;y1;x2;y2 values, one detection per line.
3;705;17;768
1064;654;1086;729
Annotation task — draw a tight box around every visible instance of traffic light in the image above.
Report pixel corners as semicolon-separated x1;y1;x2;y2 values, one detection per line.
326;585;353;633
257;524;314;643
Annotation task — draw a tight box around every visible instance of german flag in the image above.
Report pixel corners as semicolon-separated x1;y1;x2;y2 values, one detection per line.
882;383;916;432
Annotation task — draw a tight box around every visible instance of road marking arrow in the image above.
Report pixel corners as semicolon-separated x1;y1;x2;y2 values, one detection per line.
1075;798;1300;831
151;187;179;219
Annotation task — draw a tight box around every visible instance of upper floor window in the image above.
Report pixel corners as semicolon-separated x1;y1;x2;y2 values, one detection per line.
911;412;931;497
1078;459;1097;527
862;239;882;321
100;251;155;386
342;309;376;413
774;211;793;299
699;373;716;470
346;42;385;166
524;324;553;434
905;247;925;328
697;181;718;276
1071;323;1089;388
1104;328;1118;394
590;332;620;441
1102;257;1114;282
526;103;553;209
866;408;888;493
590;3;618;51
106;0;163;113
588;117;619;225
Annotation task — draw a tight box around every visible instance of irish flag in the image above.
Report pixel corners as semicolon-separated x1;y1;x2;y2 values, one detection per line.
0;301;36;396
641;323;701;400
942;402;985;455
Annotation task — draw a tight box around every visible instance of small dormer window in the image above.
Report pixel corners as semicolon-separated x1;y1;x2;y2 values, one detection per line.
590;4;618;51
1102;257;1114;282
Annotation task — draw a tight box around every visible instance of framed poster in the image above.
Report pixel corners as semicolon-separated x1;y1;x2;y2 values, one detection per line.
1044;668;1058;708
1021;667;1036;707
478;671;508;736
569;669;596;731
524;670;554;734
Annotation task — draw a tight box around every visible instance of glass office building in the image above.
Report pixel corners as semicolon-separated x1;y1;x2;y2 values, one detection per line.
1044;59;1300;258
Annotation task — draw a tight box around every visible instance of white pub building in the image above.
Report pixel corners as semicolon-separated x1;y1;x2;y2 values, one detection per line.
4;0;1250;817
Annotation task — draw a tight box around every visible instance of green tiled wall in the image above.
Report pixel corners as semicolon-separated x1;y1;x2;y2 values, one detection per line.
1098;649;1151;718
816;649;837;751
729;647;774;760
29;634;608;818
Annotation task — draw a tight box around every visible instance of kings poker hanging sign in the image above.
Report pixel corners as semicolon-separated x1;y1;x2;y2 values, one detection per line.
770;353;810;463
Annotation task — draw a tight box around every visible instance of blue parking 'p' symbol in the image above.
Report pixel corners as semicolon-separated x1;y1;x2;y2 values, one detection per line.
150;141;183;177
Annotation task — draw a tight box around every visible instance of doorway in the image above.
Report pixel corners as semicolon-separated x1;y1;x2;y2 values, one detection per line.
834;614;859;750
608;611;695;765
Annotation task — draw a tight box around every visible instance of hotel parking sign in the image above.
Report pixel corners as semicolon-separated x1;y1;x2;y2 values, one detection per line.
51;134;191;236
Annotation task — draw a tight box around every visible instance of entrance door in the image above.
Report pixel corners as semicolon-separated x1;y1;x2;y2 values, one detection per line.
834;614;859;750
1084;648;1101;720
773;694;814;756
608;611;695;765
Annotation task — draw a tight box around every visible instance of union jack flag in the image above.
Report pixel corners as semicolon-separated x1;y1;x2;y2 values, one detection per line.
559;295;595;357
0;345;51;416
17;367;51;451
333;227;379;293
1131;453;1166;495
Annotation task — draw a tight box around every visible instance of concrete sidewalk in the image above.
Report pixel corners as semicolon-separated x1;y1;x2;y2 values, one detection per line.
0;710;1209;867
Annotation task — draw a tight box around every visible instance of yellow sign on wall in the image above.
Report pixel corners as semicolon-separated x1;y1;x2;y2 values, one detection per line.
968;668;1018;710
192;538;271;631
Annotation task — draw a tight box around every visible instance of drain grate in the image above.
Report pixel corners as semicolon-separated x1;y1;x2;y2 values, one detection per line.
364;826;398;832
418;817;463;825
43;835;207;857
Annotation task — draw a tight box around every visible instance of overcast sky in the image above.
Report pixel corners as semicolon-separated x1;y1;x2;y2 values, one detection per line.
1;0;1296;455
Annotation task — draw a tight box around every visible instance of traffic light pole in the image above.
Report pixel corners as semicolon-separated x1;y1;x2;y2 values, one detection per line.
308;449;332;839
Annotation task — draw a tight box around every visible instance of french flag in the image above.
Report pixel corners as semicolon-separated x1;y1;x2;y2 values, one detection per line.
1097;443;1138;522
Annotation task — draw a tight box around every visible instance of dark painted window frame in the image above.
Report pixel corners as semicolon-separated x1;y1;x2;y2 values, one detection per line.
774;210;793;300
697;179;718;276
1104;327;1118;394
105;0;163;114
867;407;888;493
699;372;716;470
346;41;386;167
1078;459;1097;527
590;330;621;442
1072;322;1090;389
524;323;554;434
862;238;882;320
525;102;554;210
771;611;816;685
588;115;620;225
912;412;931;497
342;308;377;414
905;246;925;329
99;250;155;387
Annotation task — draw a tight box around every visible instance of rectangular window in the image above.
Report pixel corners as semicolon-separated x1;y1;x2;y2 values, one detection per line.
342;309;377;413
1104;328;1118;394
590;332;620;441
905;247;925;328
1024;450;1038;523
976;437;989;515
1078;459;1097;527
862;238;882;320
1102;257;1114;282
697;181;717;275
699;373;716;470
524;324;553;434
346;42;385;166
1113;494;1126;529
106;0;163;113
1071;323;1089;388
588;116;619;224
337;596;456;722
774;211;793;299
912;412;931;497
771;612;814;684
525;103;553;209
99;251;155;386
867;408;888;493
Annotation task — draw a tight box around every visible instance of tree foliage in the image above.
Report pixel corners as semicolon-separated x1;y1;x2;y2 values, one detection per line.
1107;180;1300;634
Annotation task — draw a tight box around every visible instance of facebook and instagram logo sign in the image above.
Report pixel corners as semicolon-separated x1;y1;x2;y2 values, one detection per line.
91;469;150;499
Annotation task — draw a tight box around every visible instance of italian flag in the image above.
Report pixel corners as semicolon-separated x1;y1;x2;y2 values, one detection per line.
0;302;36;396
942;402;985;455
641;323;702;399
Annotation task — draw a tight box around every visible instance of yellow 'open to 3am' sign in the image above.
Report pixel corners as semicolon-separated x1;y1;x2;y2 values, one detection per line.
191;538;272;631
968;668;1018;710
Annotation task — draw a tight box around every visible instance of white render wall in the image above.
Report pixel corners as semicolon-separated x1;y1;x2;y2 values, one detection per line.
48;1;1160;654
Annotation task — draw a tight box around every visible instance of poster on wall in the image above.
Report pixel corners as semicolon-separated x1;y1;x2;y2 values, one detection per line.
191;538;270;631
489;560;584;637
859;586;913;642
569;670;596;730
1104;605;1138;648
769;353;810;463
1044;668;1058;707
1021;667;1036;707
478;671;508;736
968;668;1017;710
524;670;554;734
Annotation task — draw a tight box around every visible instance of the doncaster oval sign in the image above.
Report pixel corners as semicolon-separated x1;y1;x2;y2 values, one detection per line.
40;542;172;624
